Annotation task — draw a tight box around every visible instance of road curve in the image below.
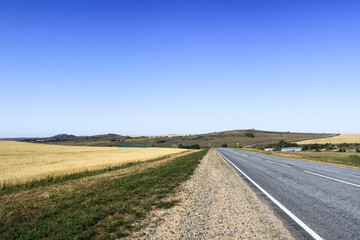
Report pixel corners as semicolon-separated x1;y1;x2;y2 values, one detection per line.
216;148;360;240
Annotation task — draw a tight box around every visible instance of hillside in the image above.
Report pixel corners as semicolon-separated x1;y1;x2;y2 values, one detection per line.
17;130;336;148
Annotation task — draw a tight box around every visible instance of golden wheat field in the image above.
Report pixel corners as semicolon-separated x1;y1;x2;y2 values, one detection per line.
0;141;189;188
297;134;360;144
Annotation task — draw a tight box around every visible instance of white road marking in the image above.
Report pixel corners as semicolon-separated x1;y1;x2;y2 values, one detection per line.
251;156;262;160
304;170;360;188
240;154;248;157
217;150;323;240
266;160;292;168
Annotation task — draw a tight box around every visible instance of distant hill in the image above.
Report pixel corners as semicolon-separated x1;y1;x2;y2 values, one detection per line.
47;134;76;141
18;129;336;148
0;134;77;143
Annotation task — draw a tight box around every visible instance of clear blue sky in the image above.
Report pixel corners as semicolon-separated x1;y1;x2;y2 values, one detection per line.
1;0;359;137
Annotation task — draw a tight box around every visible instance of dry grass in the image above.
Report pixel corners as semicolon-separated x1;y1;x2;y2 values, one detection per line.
0;141;189;188
129;134;191;138
297;134;360;144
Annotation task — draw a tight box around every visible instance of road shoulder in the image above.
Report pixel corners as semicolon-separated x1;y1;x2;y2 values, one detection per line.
128;149;293;239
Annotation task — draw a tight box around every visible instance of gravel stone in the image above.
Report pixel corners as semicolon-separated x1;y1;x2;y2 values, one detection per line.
127;149;294;239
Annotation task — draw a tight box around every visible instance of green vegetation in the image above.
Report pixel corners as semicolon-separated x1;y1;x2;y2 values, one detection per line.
178;143;200;149
244;132;255;138
0;149;208;239
242;148;360;168
265;140;299;149
265;140;359;152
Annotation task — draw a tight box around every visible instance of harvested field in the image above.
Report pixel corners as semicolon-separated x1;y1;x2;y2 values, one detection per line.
297;134;360;144
0;141;189;188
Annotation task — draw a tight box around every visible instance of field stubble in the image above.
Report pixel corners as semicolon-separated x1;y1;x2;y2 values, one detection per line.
297;134;360;144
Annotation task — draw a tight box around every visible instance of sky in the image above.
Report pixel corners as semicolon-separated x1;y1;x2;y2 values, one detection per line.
1;0;359;137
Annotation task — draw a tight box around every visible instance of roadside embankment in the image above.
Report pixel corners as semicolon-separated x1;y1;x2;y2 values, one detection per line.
129;149;293;239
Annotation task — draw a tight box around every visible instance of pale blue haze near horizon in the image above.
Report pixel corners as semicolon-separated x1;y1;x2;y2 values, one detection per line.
1;0;359;138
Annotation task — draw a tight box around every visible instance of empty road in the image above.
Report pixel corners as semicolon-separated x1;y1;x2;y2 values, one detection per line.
216;148;360;240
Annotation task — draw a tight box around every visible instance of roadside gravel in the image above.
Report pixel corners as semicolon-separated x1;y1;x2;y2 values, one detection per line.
127;149;293;239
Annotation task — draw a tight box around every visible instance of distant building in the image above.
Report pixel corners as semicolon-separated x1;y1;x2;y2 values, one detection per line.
264;148;276;151
281;147;303;152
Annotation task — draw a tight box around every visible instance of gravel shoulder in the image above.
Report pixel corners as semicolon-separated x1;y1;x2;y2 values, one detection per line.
127;149;293;239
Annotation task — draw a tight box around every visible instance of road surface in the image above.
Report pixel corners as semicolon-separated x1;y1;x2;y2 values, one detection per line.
216;148;360;240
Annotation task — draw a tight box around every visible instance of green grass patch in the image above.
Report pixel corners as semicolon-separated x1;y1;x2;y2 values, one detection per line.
241;148;360;168
0;149;208;239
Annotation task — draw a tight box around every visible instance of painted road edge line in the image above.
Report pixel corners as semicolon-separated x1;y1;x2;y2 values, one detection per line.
304;170;360;188
216;149;323;240
266;160;292;168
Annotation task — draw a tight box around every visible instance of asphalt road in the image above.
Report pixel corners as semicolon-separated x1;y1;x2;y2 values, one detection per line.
216;148;360;240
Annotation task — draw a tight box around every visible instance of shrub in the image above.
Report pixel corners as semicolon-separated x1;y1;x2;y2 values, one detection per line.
338;142;349;148
356;148;360;153
244;133;255;138
189;144;200;149
178;143;200;149
265;140;298;149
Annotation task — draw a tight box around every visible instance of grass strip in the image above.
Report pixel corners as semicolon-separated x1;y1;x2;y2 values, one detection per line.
240;148;360;168
0;149;208;239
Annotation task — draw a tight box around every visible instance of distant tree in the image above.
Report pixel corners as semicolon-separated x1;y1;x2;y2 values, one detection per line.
244;133;255;138
189;144;200;149
278;140;286;148
221;143;228;148
178;143;200;149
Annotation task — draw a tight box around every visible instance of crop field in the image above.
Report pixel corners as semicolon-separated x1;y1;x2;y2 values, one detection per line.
297;134;360;144
0;144;207;239
0;141;189;188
